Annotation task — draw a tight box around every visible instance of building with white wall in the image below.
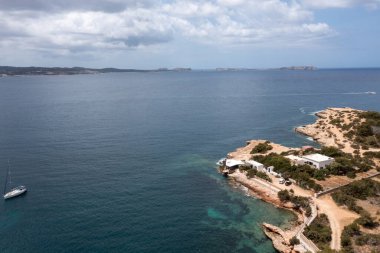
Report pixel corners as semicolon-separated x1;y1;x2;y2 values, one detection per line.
301;154;334;169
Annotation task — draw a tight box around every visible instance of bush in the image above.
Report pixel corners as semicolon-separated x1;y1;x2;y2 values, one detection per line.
355;234;380;246
256;171;272;182
332;191;363;213
341;179;380;200
277;190;311;217
326;158;356;176
320;146;344;158
363;151;380;159
289;236;300;245
250;142;273;154
332;179;380;214
246;169;257;178
357;123;373;137
341;222;360;253
304;214;332;248
252;153;292;171
357;212;378;229
278;190;291;202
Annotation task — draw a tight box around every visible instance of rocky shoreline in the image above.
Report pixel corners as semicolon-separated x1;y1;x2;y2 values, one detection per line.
219;107;380;252
228;175;305;252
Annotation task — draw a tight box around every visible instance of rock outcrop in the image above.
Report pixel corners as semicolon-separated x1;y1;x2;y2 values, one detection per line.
262;223;299;253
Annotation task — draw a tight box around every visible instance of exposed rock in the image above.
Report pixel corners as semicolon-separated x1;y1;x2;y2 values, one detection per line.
262;223;299;253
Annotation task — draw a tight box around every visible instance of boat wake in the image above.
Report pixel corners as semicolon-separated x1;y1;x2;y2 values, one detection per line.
343;91;376;95
259;91;377;97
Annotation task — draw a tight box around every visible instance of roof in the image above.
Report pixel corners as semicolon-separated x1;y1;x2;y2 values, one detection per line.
247;160;264;167
285;155;305;161
302;154;334;163
225;159;244;167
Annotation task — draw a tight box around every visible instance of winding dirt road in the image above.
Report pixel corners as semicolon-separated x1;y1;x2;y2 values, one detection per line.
315;195;359;250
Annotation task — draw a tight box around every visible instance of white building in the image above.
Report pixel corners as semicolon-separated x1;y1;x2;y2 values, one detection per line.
266;166;280;177
246;160;264;171
301;154;334;169
285;155;306;166
225;159;244;169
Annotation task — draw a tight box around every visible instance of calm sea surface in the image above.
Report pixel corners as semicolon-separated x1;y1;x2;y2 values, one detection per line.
0;69;380;253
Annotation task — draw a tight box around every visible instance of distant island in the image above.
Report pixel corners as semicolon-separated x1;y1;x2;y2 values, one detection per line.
279;66;317;71
0;66;192;76
215;66;317;71
218;107;380;253
0;65;317;76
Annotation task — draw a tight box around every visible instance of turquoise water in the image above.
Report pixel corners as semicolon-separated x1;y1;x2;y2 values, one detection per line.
0;69;380;252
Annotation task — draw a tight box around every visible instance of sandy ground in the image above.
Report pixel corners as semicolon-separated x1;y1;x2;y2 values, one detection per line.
314;195;359;250
317;169;380;189
268;173;313;198
227;140;299;161
296;107;380;155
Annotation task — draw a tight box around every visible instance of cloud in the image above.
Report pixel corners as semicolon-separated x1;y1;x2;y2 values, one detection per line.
0;0;154;13
300;0;380;9
0;0;338;56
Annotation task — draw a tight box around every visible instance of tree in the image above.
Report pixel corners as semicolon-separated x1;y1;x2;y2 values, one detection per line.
278;190;291;202
289;236;300;245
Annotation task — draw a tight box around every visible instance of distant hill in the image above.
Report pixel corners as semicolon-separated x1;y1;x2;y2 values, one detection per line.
278;66;317;71
0;66;192;76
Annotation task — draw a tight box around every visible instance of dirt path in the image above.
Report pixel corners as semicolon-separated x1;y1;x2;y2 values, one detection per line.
315;195;359;250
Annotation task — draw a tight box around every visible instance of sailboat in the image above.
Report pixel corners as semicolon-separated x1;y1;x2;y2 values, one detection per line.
3;161;27;200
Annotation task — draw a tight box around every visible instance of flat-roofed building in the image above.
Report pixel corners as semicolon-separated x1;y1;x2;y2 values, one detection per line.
301;154;334;169
246;160;264;171
225;159;244;170
285;155;306;166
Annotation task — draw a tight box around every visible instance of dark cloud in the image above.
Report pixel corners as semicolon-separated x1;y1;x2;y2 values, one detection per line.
121;34;173;47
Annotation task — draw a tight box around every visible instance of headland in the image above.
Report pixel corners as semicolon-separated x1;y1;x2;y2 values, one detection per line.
219;107;380;253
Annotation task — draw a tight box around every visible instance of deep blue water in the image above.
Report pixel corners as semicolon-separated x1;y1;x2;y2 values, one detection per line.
0;69;379;253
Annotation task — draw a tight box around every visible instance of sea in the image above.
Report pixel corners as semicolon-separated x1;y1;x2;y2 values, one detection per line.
0;69;379;253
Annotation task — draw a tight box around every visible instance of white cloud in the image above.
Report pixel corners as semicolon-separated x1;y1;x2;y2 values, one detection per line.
0;0;337;55
300;0;380;9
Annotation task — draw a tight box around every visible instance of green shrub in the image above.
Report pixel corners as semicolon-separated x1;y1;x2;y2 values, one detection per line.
304;214;332;248
278;190;291;202
357;123;373;137
256;171;272;182
289;236;300;245
320;146;344;158
355;234;380;246
246;169;257;178
250;142;273;154
363;151;380;159
357;212;379;229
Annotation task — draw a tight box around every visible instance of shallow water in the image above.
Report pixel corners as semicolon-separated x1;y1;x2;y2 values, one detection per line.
0;69;380;252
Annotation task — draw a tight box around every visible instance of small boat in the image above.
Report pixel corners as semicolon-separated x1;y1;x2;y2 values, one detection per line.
3;161;27;200
4;186;27;199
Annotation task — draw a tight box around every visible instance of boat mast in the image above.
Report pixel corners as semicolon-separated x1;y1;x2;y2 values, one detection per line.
3;160;10;194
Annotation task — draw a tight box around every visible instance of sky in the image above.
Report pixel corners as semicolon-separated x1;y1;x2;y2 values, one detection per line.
0;0;379;69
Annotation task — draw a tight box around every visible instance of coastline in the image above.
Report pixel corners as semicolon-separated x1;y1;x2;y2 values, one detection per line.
219;107;380;252
220;164;315;252
228;172;306;250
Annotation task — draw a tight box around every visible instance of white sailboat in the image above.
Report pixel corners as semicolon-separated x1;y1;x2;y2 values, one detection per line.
3;161;27;200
